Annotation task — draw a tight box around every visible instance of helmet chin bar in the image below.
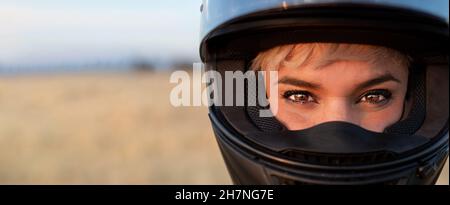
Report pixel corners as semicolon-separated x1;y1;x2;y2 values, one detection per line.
210;108;449;185
245;121;429;155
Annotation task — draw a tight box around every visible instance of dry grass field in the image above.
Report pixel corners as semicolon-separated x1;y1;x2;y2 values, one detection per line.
0;72;447;185
0;72;230;184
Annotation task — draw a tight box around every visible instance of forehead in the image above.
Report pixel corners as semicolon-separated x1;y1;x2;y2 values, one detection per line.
280;59;406;78
286;45;402;69
255;43;411;73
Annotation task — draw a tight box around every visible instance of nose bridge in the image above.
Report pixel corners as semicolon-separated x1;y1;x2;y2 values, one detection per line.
320;98;354;123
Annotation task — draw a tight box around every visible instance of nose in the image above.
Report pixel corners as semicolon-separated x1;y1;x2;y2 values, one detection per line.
318;100;356;124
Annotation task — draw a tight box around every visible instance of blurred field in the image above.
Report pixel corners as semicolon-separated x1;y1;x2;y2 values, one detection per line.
0;72;447;185
0;72;230;184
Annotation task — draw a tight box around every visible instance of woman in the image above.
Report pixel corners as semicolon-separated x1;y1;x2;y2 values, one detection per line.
251;43;411;132
200;0;449;185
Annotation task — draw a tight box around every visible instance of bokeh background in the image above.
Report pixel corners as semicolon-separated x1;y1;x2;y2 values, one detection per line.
0;0;447;185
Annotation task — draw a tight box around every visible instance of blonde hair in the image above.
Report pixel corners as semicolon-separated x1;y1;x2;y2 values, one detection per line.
251;43;411;71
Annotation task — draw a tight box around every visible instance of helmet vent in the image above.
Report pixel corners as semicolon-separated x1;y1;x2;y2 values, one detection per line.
281;150;397;166
271;174;408;185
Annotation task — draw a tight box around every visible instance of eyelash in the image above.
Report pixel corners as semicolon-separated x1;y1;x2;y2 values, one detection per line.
282;90;318;104
356;89;392;105
282;89;392;105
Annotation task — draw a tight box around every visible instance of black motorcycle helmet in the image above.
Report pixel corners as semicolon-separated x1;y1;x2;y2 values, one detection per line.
199;0;448;185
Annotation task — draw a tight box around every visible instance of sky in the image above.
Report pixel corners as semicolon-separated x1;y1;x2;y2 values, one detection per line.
0;0;202;69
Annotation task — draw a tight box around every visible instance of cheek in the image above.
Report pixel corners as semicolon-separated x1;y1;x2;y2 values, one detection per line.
270;94;406;132
270;99;316;130
359;99;405;132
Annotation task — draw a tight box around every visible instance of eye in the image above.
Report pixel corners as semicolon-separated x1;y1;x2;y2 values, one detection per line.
358;89;392;105
283;90;317;104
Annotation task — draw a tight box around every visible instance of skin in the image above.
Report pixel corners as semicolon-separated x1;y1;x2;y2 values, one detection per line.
267;60;409;133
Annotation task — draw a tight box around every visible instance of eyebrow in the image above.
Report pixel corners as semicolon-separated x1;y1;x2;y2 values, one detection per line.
276;73;401;91
354;73;402;91
276;77;322;90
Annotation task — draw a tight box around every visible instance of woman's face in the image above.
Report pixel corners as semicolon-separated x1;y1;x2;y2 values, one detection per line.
268;60;409;132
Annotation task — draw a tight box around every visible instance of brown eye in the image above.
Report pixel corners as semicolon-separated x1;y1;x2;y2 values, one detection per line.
360;94;386;104
358;89;392;105
283;91;317;104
